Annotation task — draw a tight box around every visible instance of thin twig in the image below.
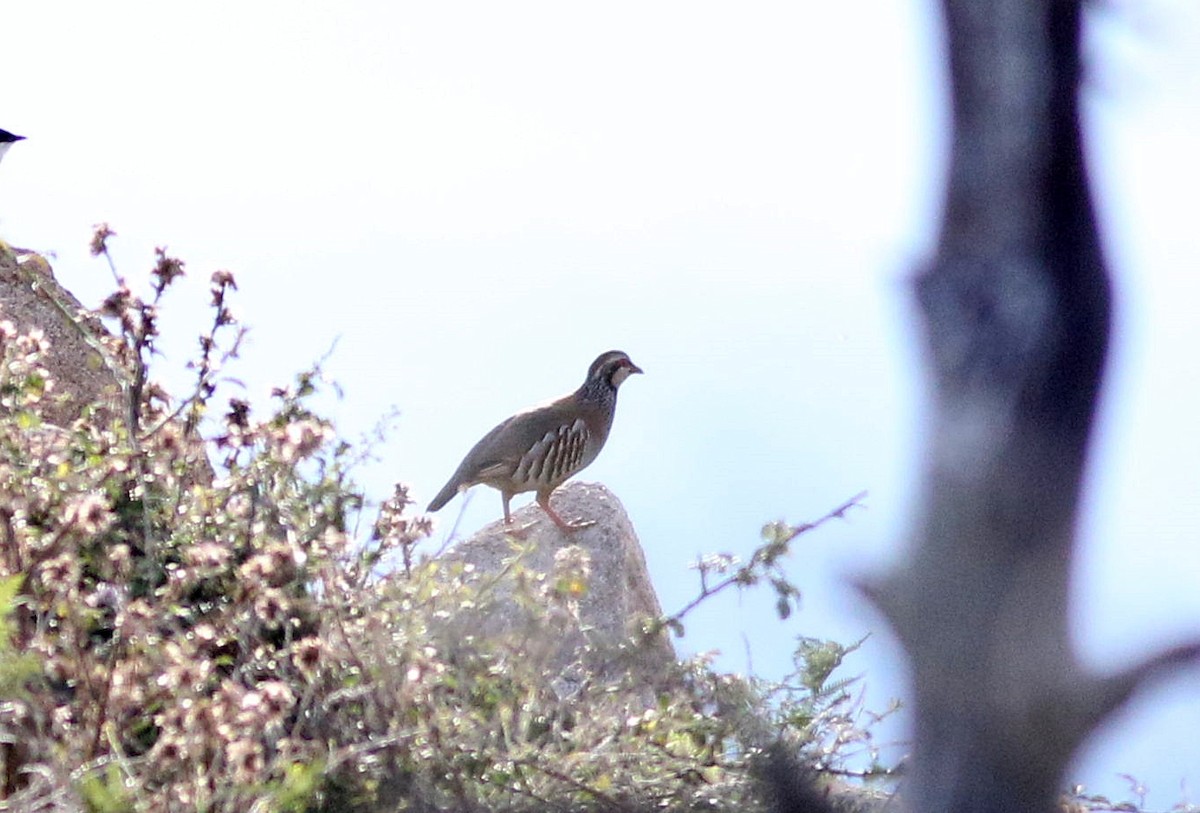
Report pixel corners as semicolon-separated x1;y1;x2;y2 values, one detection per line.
658;491;868;634
517;759;628;812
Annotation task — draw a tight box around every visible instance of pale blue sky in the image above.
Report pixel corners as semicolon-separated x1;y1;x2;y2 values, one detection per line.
3;1;1198;805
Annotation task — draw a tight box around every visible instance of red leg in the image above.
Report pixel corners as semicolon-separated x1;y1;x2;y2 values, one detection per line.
537;491;593;533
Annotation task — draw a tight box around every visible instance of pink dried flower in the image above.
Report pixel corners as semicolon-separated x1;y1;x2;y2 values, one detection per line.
151;248;186;292
157;423;185;457
121;598;156;626
210;269;237;294
314;526;349;558
90;223;116;256
226;398;250;428
185;542;232;572
37;553;79;590
278;419;332;463
51;704;76;734
99;285;134;320
226;738;265;784
189;623;218;647
151;733;190;764
223;492;250;519
14;328;49;361
240;540;305;587
156;642;213;694
62;493;114;536
257;681;296;719
107;662;149;710
291;637;324;679
252;589;290;628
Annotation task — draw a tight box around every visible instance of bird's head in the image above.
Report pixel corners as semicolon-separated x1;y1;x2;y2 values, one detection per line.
586;350;644;390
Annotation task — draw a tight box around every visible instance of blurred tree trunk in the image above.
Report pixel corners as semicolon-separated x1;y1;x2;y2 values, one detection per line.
870;2;1200;812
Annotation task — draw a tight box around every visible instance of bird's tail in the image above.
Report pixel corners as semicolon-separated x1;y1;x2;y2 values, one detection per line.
427;479;461;512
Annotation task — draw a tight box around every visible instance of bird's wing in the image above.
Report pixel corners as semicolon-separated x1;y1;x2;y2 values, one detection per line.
463;398;588;483
511;417;590;485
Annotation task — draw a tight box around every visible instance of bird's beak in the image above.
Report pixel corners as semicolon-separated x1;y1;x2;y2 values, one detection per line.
630;362;644;375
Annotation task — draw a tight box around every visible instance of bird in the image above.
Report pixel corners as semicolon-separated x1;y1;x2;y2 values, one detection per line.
0;129;24;166
427;350;643;532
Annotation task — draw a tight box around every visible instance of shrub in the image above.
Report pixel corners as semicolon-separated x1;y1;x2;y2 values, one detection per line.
0;232;893;812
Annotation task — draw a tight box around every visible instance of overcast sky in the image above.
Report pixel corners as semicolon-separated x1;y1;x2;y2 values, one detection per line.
3;1;1199;805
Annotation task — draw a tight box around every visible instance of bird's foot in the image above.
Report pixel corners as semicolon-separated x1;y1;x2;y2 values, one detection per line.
501;520;538;539
537;497;596;534
545;513;596;534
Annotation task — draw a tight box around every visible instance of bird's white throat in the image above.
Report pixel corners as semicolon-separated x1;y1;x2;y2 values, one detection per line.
611;367;634;388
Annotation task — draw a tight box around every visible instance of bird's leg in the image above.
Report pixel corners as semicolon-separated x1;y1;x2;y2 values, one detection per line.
537;491;595;533
501;492;534;538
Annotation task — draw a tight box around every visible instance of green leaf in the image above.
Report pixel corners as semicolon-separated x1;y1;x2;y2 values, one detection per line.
0;574;24;610
273;760;324;812
78;763;132;813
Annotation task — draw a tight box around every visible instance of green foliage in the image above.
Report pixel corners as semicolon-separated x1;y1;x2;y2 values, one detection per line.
0;233;896;811
271;760;326;813
0;574;40;699
78;764;132;813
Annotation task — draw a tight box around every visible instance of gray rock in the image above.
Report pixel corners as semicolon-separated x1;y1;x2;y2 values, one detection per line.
0;247;125;426
0;247;211;485
438;481;675;685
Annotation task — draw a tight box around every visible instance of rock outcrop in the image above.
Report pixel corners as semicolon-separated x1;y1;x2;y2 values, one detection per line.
0;246;125;426
439;481;675;686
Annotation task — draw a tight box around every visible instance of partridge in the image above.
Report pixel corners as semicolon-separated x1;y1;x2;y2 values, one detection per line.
427;350;643;532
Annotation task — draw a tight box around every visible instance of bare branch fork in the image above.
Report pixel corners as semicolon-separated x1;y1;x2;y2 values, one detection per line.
660;491;867;637
862;3;1200;812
